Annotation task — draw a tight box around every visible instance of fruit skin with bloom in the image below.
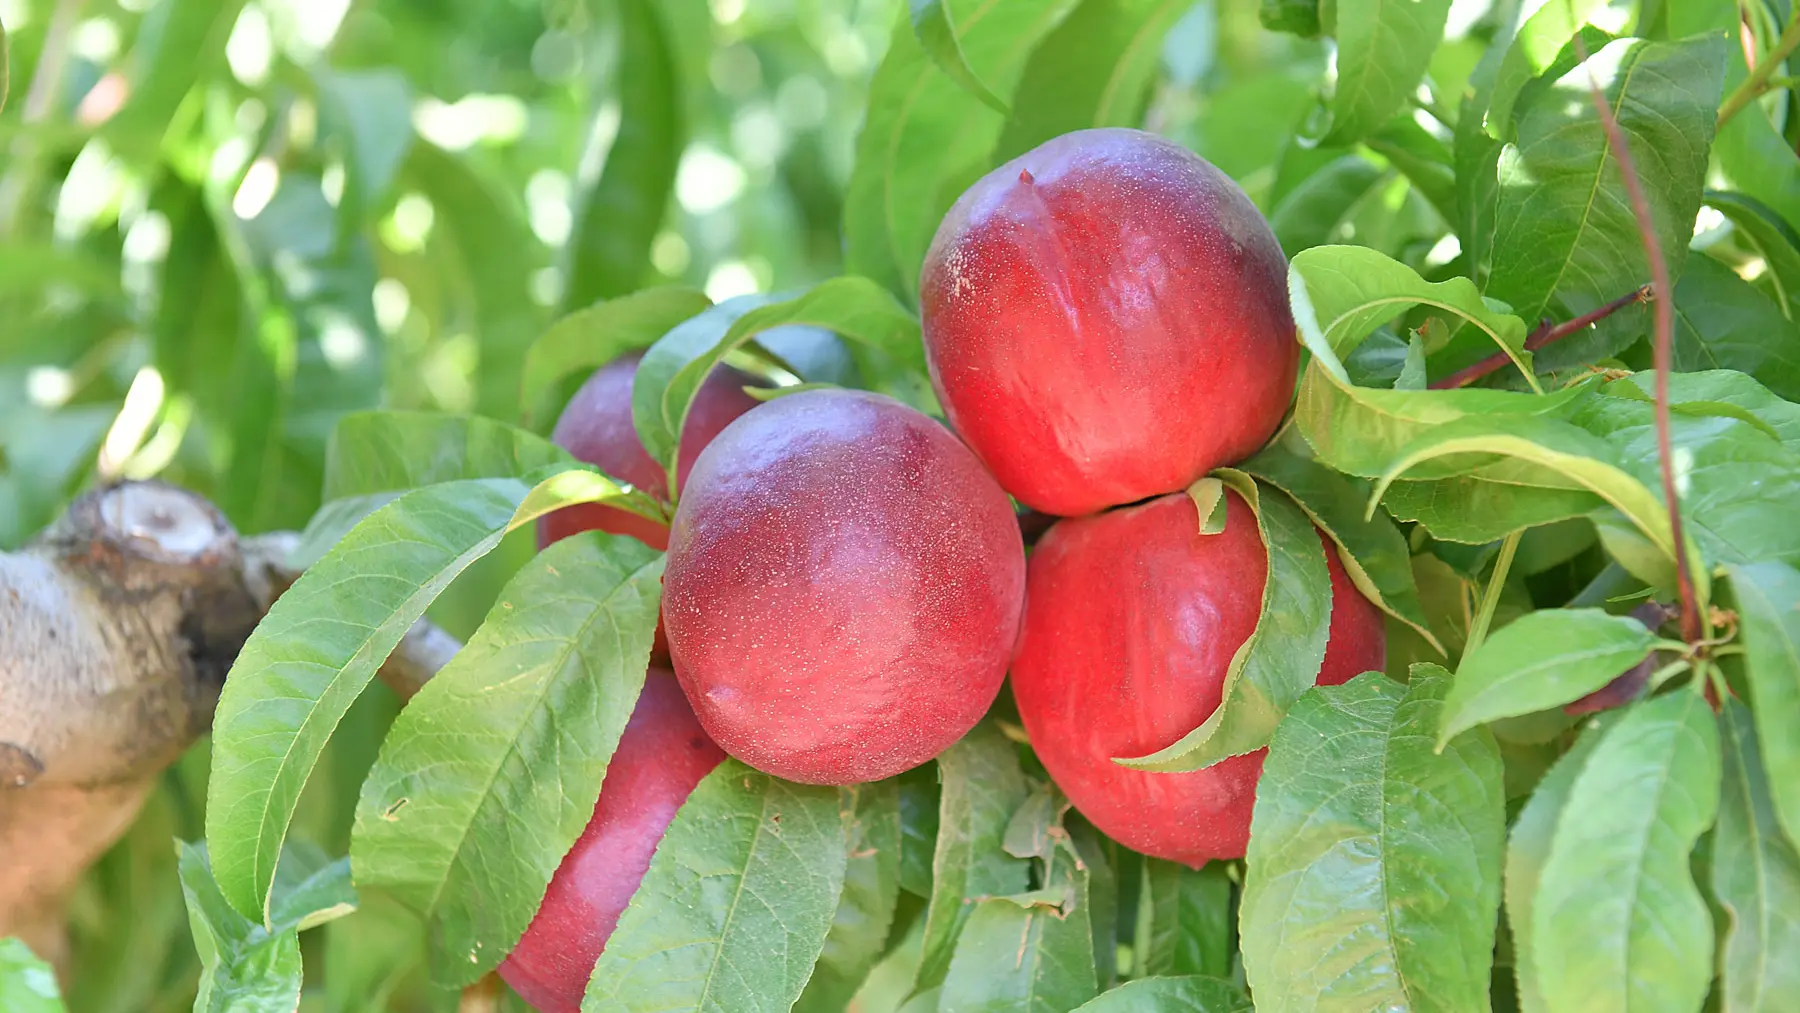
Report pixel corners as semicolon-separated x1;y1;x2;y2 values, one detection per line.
919;126;1297;518
662;388;1026;786
539;352;767;552
1010;489;1386;867
498;671;725;1013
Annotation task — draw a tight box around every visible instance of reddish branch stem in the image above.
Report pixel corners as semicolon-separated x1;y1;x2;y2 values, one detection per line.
1576;39;1702;644
1428;285;1652;390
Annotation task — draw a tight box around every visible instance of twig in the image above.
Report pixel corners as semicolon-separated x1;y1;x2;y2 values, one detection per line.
1719;11;1800;128
1576;37;1702;644
1429;285;1652;390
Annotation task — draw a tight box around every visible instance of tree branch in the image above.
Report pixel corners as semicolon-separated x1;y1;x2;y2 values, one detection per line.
1429;285;1651;390
0;481;460;973
1576;38;1702;644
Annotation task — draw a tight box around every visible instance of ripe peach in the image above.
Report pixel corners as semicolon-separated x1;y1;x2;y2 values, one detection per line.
498;671;724;1013
920;127;1296;517
662;389;1026;785
1011;490;1385;866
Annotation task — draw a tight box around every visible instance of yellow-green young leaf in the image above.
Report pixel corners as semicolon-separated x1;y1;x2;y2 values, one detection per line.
519;287;712;429
563;0;682;309
1133;861;1231;980
914;723;1033;993
0;938;63;1013
1532;692;1721;1013
1505;715;1615;1013
940;836;1098;1013
206;473;630;922
1242;431;1440;651
350;533;664;986
1729;561;1800;850
1317;0;1453;146
178;842;357;1013
580;762;848;1013
1482;0;1610;141
994;0;1198;161
1367;414;1690;579
845;0;1081;299
1715;698;1800;1013
1290;243;1531;384
1072;976;1252;1013
1437;609;1661;749
795;782;903;1013
1488;36;1726;369
1292;358;1591;482
1241;667;1505;1013
631;277;928;482
909;0;1010;115
1115;475;1333;772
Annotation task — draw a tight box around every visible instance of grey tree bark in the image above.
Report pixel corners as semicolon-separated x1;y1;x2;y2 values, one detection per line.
0;481;457;971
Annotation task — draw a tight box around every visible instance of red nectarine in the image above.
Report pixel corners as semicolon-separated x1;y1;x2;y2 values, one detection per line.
1010;490;1385;867
498;671;724;1013
920;127;1297;517
662;388;1026;785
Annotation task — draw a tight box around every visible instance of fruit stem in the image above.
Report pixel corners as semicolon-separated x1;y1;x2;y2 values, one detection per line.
1573;34;1702;645
1428;285;1651;390
1718;9;1800;128
1461;529;1520;661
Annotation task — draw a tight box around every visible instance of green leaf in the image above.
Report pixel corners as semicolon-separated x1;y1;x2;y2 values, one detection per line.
1367;414;1689;580
178;842;357;1013
1317;0;1453;146
106;0;250;159
404;142;545;421
1505;714;1614;1013
1241;666;1505;1012
1132;861;1231;980
1290;245;1533;385
899;767;941;897
1729;561;1800;851
631;278;927;480
206;472;633;922
1115;475;1333;772
1381;475;1604;544
1438;608;1662;748
995;0;1198;161
1488;36;1727;367
1705;191;1800;320
520;287;712;429
1241;431;1440;651
1714;698;1800;1013
1072;976;1252;1013
314;69;414;217
1483;0;1611;141
1269;157;1388;257
915;723;1034;993
940;836;1098;1013
1364;117;1458;225
580;761;848;1013
796;782;904;1013
0;939;64;1013
846;0;1082;299
1259;0;1319;37
350;533;664;985
1531;691;1721;1013
1672;255;1800;401
0;14;8;116
909;0;1011;116
563;0;682;308
322;412;575;500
